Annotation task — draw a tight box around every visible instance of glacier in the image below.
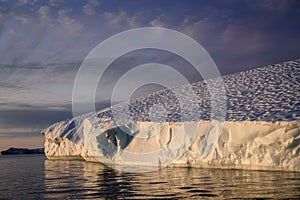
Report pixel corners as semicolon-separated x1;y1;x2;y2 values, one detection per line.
43;59;300;172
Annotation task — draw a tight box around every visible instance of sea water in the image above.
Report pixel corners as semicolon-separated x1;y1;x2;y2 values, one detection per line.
0;155;299;199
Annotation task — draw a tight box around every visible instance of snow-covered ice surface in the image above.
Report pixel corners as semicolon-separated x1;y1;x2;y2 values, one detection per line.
43;59;300;172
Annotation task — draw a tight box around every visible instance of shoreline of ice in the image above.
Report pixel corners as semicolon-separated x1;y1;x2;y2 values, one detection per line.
44;120;300;172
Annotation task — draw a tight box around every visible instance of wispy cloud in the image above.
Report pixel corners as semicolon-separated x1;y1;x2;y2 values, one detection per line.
251;0;296;12
83;0;100;16
0;62;79;110
0;127;41;135
104;10;131;29
57;9;83;31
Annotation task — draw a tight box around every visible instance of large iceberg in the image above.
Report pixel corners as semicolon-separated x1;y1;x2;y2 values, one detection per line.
43;59;300;172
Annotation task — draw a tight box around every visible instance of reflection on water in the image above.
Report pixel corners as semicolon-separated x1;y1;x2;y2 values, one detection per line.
44;159;300;199
0;155;46;199
0;155;299;199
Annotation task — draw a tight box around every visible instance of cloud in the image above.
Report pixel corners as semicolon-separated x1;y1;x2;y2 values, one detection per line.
0;102;72;111
0;0;299;111
103;10;163;30
0;62;80;110
181;17;220;44
0;108;72;130
150;17;166;27
14;14;30;24
0;11;54;64
17;0;38;6
178;13;286;73
57;9;83;31
83;0;100;16
38;6;51;24
49;0;65;7
0;5;88;64
104;10;129;29
253;0;295;12
0;127;42;134
83;4;96;16
221;25;266;54
17;0;29;6
0;83;29;92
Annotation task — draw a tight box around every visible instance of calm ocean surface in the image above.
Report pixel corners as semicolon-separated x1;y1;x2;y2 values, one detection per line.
0;155;299;199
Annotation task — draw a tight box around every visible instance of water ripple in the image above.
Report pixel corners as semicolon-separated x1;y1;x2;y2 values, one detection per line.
0;155;299;199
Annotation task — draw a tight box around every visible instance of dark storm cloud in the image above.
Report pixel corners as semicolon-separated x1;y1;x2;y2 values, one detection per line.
0;109;72;129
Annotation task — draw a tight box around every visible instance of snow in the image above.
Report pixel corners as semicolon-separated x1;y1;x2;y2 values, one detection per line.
43;59;300;172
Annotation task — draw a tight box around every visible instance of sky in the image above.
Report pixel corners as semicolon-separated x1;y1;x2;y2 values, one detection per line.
0;0;300;151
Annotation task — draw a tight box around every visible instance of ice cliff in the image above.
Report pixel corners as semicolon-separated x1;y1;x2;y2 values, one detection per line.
43;59;300;172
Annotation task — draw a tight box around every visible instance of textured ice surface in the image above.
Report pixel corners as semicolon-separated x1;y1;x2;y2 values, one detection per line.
43;59;300;171
94;59;299;123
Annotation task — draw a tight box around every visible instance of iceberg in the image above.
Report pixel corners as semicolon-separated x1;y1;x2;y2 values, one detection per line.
43;59;300;172
44;120;299;172
0;147;44;155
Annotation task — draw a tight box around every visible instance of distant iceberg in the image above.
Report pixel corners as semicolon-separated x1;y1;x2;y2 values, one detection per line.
1;147;44;155
43;59;300;172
